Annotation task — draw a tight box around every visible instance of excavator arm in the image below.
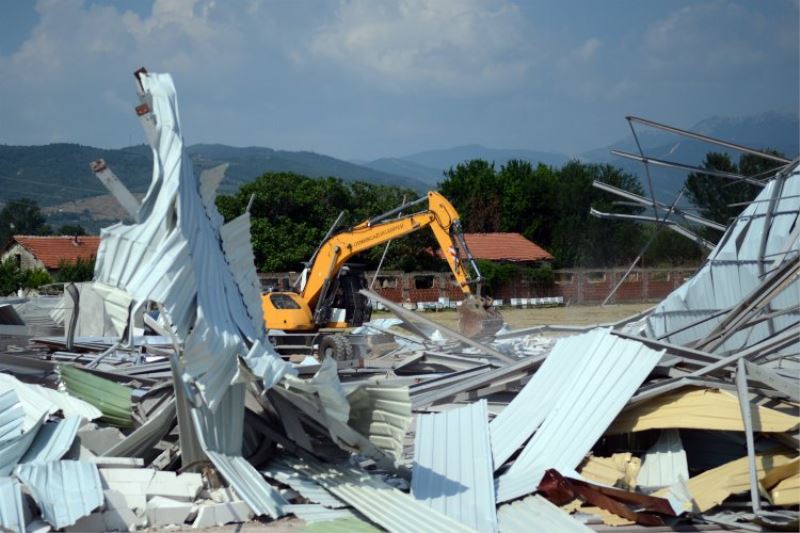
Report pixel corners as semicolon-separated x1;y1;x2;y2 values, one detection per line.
301;191;478;309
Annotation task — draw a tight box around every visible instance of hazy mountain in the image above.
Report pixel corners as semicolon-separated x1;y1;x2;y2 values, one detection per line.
400;144;570;174
0;142;428;209
358;158;443;186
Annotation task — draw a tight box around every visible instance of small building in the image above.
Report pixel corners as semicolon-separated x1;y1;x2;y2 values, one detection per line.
2;235;101;273
438;232;554;264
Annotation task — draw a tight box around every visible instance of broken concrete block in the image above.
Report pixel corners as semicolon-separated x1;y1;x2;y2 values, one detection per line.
192;501;252;528
146;471;203;502
146;496;194;526
103;490;140;532
99;468;155;510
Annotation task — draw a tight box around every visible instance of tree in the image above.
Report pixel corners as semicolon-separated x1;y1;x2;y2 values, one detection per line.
0;258;52;295
57;224;86;236
0;198;51;245
55;257;95;283
216;173;432;272
685;150;785;226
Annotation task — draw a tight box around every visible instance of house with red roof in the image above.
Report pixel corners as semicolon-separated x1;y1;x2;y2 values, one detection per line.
437;232;553;264
2;235;101;273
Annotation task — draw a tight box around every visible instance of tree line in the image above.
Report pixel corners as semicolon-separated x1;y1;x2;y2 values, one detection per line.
4;150;781;294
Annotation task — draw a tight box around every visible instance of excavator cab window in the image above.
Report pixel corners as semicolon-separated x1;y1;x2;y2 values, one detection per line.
269;293;301;310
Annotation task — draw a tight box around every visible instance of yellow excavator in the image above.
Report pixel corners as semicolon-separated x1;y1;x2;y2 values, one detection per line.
261;191;503;360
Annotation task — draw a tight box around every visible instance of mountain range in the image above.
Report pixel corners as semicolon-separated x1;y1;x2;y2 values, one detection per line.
1;110;796;231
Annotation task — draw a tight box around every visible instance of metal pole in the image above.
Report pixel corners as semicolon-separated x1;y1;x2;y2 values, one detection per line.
735;358;762;514
601;189;689;306
627;116;791;164
611;149;764;187
370;195;407;289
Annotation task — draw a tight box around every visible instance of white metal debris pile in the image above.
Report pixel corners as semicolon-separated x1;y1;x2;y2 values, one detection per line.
0;70;797;533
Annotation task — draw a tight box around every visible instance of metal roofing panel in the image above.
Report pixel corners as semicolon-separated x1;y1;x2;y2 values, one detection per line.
262;463;346;509
14;460;103;528
204;451;286;519
646;165;800;350
91;70;292;412
497;494;591;533
0;373;101;429
282;504;354;523
0;390;24;442
105;398;176;458
303;517;379;532
19;416;80;465
284;455;472;533
0;476;25;533
637;429;689;493
0;415;43;476
59;365;132;427
496;328;663;503
411;400;496;531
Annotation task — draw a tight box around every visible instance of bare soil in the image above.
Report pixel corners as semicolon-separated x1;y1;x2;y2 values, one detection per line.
373;302;654;331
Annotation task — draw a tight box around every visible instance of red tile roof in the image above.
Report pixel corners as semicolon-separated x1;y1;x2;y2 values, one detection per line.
11;235;101;269
438;232;553;262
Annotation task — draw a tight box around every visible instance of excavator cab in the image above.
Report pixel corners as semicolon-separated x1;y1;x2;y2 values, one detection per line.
313;264;372;328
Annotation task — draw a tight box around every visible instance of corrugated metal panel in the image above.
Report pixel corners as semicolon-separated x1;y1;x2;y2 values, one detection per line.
0;390;24;442
637;429;689;492
262;463;346;509
282;504;354;523
59;365;132;427
105;398;176;458
0;373;101;429
14;460;103;528
411;400;495;531
19;416;80;464
0;476;25;533
347;384;412;462
497;494;591;533
284;455;473;533
606;387;798;434
0;415;43;476
92;71;292;411
219;212;266;337
496;328;663;503
204;451;286;518
646;165;800;355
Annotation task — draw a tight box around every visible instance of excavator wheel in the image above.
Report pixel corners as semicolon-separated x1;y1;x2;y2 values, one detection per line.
457;295;504;338
318;334;353;362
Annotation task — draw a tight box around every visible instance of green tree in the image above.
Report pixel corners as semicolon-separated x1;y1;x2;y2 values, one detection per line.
685;150;784;226
57;224;87;236
216;172;433;272
438;160;502;232
0;259;52;295
0;198;51;245
55;257;95;283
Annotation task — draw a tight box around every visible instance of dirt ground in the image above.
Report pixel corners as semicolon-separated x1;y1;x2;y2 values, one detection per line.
373;302;654;331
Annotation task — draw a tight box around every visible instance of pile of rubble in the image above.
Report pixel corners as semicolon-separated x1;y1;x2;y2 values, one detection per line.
0;70;797;532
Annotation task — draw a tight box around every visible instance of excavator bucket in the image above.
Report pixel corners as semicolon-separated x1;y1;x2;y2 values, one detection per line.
457;295;504;338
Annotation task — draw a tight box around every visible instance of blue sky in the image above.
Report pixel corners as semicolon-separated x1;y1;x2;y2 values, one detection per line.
0;0;797;160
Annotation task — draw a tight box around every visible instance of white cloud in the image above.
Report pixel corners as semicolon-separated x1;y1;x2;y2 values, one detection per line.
308;0;535;91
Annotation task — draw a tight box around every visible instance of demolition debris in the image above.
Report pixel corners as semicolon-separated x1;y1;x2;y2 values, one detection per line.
0;70;797;532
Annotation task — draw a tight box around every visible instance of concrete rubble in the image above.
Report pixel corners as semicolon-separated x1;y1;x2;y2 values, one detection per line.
0;69;797;532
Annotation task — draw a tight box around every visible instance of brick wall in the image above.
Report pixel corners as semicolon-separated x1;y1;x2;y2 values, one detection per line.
259;267;698;305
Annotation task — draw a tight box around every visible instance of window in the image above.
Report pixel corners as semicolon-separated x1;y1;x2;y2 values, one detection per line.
269;293;301;310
